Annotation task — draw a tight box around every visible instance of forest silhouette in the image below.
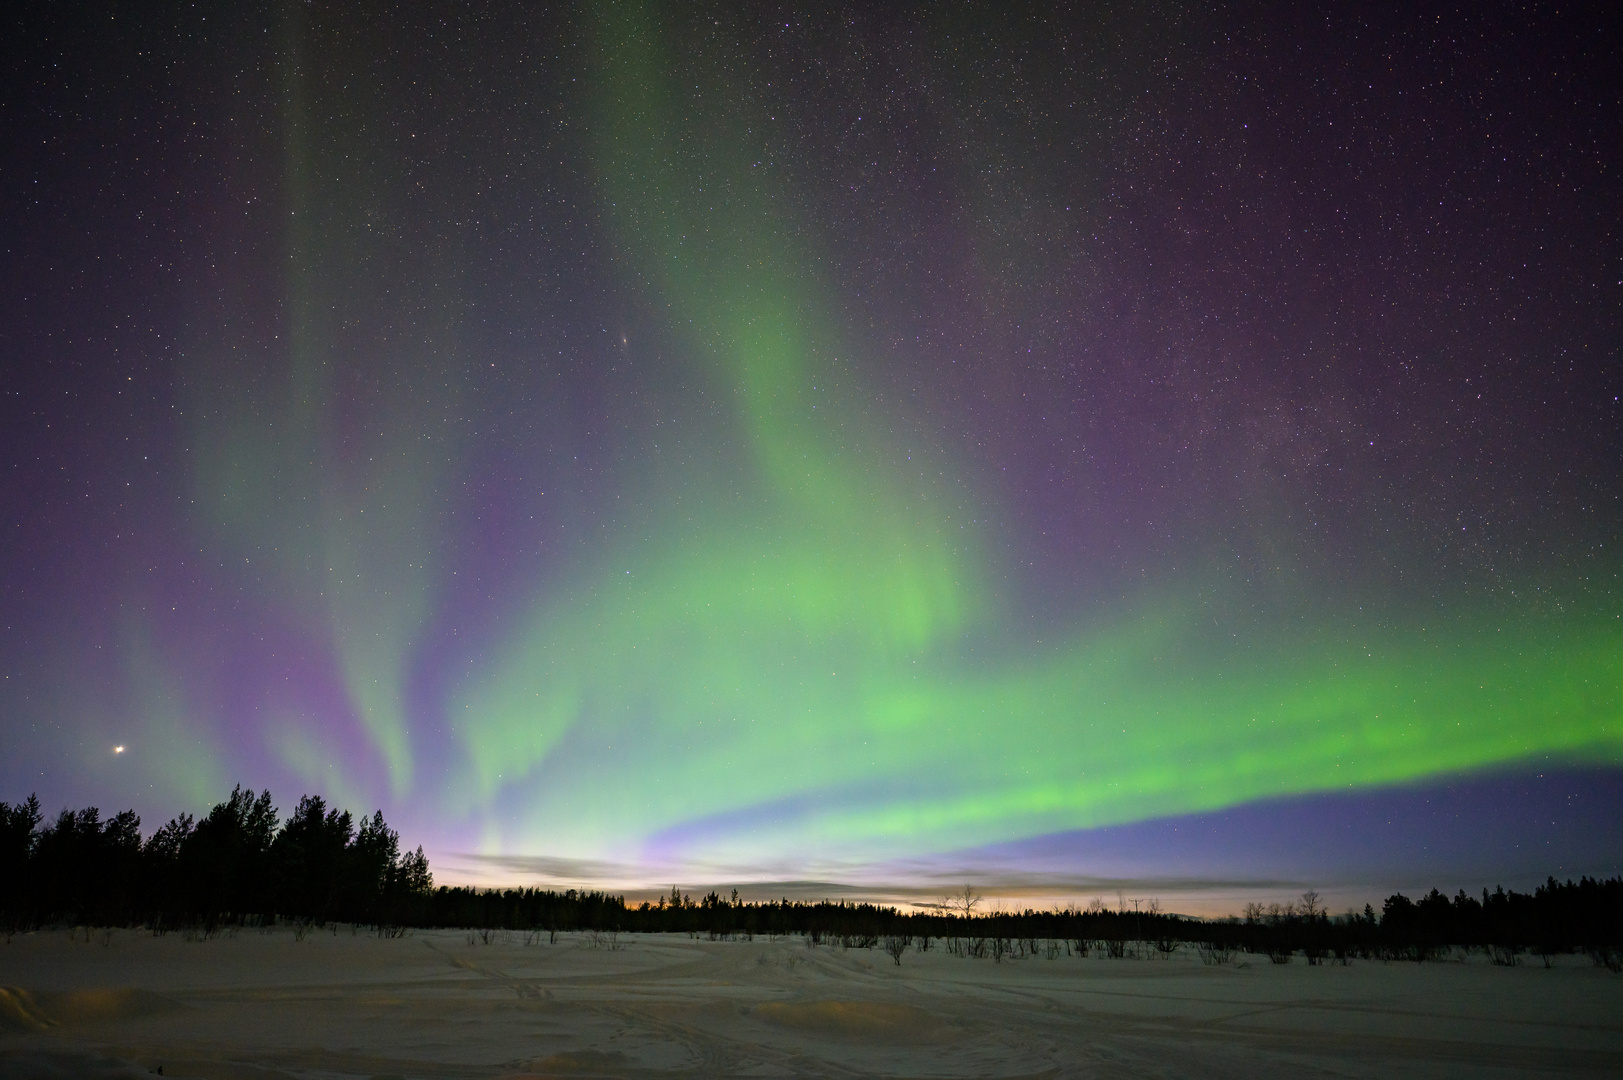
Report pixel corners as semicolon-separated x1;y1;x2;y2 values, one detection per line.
2;789;1619;970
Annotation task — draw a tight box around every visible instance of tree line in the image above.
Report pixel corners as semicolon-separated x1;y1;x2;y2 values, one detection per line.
420;881;1622;969
1;787;431;930
2;788;1619;970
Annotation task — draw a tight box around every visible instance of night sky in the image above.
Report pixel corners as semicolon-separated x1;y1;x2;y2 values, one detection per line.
3;1;1620;908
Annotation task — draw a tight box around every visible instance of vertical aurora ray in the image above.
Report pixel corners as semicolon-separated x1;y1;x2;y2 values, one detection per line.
443;3;1622;868
451;3;989;853
180;1;460;803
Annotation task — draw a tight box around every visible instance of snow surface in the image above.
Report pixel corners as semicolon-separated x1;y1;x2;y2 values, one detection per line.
2;927;1619;1078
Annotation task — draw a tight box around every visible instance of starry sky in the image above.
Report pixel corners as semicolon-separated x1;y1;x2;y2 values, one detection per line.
2;1;1620;908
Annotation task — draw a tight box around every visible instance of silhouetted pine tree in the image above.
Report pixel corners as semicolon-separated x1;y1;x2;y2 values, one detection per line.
272;795;354;921
0;795;42;924
178;786;278;925
28;806;142;925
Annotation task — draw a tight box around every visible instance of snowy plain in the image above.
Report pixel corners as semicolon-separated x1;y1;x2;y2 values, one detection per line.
2;926;1619;1078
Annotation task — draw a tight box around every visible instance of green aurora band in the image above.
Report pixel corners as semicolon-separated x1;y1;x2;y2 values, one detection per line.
437;5;1623;867
153;4;1623;876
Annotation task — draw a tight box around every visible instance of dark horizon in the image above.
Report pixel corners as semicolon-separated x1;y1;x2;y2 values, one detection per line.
12;766;1623;915
5;784;1621;970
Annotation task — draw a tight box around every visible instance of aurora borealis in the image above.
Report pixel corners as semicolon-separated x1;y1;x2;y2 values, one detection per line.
3;2;1620;902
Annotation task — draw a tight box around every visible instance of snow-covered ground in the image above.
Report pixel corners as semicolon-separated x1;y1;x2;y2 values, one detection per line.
2;927;1619;1078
